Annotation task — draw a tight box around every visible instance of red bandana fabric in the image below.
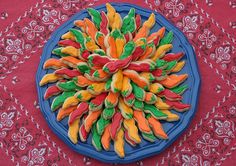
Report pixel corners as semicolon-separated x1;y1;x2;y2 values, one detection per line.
0;0;235;165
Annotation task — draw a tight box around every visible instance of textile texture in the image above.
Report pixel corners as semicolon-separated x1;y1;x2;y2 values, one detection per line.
0;0;235;165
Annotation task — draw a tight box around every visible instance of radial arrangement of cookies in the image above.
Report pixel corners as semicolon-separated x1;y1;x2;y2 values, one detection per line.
39;3;190;158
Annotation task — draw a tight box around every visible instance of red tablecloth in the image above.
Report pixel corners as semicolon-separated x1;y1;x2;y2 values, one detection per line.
0;0;236;165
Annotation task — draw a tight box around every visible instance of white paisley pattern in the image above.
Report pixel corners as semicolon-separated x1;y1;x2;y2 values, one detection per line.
42;9;67;31
210;46;231;70
198;29;217;49
21;147;46;166
12;127;33;150
22;20;44;40
165;0;184;17
196;133;219;156
0;111;15;138
182;154;210;166
177;15;198;39
215;120;235;145
57;0;80;10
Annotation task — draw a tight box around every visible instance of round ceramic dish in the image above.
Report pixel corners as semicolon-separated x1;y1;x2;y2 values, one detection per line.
36;3;201;164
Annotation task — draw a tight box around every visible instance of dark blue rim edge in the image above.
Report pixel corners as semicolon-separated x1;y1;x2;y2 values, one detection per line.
35;3;201;164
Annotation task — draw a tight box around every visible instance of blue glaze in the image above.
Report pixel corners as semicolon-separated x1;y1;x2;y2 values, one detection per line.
36;3;201;164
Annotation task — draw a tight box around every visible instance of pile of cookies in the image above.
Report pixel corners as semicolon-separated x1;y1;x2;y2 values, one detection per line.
39;3;190;158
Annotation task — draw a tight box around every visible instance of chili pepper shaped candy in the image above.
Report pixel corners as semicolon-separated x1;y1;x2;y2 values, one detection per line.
79;120;89;142
87;82;106;95
125;129;136;146
170;84;188;95
143;103;167;120
68;118;80;144
133;110;152;134
61;31;76;41
44;85;62;100
119;41;136;59
158;89;182;101
69;29;85;48
149;82;164;94
93;48;106;56
164;60;177;73
97;116;110;135
118;97;133;119
62;95;79;109
39;73;62;86
84;18;98;40
159;31;174;46
84;36;100;52
54;68;81;79
146;114;168;139
161;109;179;122
73;76;94;87
140;72;155;82
105;35;117;58
91;124;102;151
60;56;83;68
124;93;135;107
100;11;109;35
110;112;123;140
87;8;101;30
57;80;82;91
102;107;116;120
159;74;188;88
101;124;111;151
61;46;79;57
84;110;102;133
76;61;90;75
130;81;146;101
106;3;116;27
89;93;107;111
78;49;90;61
151;44;173;61
43;58;67;70
171;61;186;73
68;102;89;125
52;47;69;57
151;68;167;81
121;76;132;97
156;59;168;69
162;52;184;62
147;27;165;43
92;69;109;81
138;42;156;60
123;70;149;89
95;32;106;51
133;99;144;111
74;19;86;32
111;70;123;93
57;106;77;121
105;91;119;108
111;13;122;30
105;78;112;91
155;97;170;110
103;57;132;74
88;54;112;68
135;14;142;31
165;100;190;112
142;131;156;142
116;38;126;59
133;13;155;41
123;118;141;143
75;90;93;101
131;38;147;61
127;59;156;72
145;92;157;104
121;8;136;35
114;128;125;158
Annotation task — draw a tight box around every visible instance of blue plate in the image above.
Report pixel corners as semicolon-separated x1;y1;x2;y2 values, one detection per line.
36;3;201;164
